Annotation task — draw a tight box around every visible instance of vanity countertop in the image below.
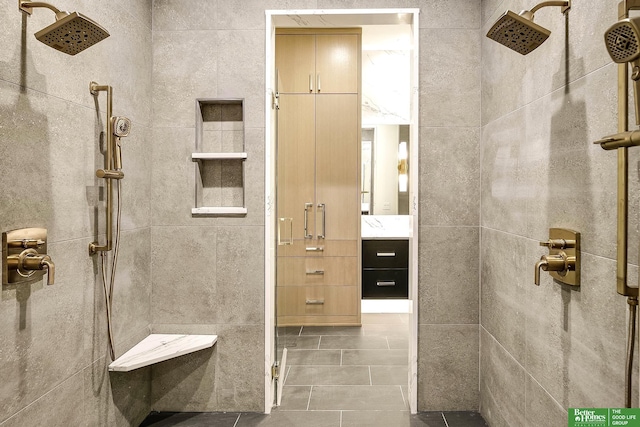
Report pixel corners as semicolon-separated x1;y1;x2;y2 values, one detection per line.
361;215;412;239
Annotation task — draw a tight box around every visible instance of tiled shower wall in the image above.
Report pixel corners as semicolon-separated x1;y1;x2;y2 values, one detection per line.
480;0;640;425
0;0;153;425
1;0;484;424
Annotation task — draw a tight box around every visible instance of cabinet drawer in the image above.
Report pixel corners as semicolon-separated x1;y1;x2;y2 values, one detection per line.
277;285;358;316
362;269;408;299
362;240;408;268
278;239;358;257
277;256;358;287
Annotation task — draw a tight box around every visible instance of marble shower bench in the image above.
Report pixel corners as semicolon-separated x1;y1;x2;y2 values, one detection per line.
108;334;217;372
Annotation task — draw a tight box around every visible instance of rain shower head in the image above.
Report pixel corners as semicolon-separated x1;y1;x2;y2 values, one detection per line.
19;1;109;55
486;1;570;55
486;10;551;55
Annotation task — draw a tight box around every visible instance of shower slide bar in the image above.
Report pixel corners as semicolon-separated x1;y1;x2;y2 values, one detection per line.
89;82;124;255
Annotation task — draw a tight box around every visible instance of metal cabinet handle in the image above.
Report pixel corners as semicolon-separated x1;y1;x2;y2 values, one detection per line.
318;203;325;239
376;281;396;287
306;247;324;252
317;74;321;92
377;252;396;257
305;270;325;275
309;74;313;92
304;203;313;239
306;299;325;305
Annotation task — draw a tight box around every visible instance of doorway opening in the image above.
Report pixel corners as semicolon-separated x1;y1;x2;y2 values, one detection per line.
264;8;420;414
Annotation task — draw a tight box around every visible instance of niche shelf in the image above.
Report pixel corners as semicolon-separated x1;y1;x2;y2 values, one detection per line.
192;99;247;216
108;334;217;372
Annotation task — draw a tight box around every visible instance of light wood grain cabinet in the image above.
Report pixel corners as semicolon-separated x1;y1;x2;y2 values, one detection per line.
276;29;361;326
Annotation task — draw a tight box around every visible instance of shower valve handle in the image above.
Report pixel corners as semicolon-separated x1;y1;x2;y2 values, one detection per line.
539;238;575;249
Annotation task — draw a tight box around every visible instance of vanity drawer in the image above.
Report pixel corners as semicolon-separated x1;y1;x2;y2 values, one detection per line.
362;240;408;268
362;269;408;299
277;256;358;286
277;285;359;316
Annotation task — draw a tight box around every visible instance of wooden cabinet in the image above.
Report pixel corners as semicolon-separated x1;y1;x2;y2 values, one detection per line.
276;31;359;94
276;29;361;326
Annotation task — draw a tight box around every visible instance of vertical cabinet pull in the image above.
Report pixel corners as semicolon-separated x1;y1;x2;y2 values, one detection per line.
318;203;326;239
309;74;313;92
317;74;321;92
304;203;313;239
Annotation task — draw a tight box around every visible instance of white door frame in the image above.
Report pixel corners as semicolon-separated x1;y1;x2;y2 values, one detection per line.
264;8;420;414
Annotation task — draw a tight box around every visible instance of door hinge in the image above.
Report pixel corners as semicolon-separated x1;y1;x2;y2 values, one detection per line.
272;362;280;380
272;91;280;110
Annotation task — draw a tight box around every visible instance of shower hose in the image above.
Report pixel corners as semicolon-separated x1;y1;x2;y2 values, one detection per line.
626;296;638;408
99;179;122;361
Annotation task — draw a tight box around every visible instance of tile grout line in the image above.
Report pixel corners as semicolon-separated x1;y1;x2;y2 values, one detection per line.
306;385;313;411
368;365;372;386
442;412;450;427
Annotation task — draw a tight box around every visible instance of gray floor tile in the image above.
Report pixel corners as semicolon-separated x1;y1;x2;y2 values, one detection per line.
370;365;408;385
361;313;408;325
286;365;371;385
277;326;303;336
236;410;341;427
300;326;364;336
442;411;489;427
139;412;240;426
342;349;409;365
308;385;406;410
342;410;411;426
279;386;311;410
286;349;341;365
410;412;447;427
388;336;409;349
319;335;388;349
280;335;321;349
363;324;409;337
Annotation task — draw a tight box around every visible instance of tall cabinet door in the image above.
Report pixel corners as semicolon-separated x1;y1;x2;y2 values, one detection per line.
315;34;360;94
275;35;315;94
315;94;359;244
277;94;316;242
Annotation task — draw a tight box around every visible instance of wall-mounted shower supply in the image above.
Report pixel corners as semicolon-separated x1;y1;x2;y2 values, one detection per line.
534;228;580;286
89;82;125;256
18;1;109;55
88;82;130;361
2;228;55;286
486;1;571;55
596;0;640;409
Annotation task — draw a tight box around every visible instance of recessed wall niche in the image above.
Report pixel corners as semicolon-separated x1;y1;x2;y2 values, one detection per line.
192;99;247;216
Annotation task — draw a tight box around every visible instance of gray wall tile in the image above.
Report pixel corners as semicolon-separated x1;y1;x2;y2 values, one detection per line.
418;324;479;411
420;127;480;226
419;227;479;324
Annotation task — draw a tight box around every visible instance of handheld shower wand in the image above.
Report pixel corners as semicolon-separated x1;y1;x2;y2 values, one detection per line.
604;16;640;125
111;116;131;170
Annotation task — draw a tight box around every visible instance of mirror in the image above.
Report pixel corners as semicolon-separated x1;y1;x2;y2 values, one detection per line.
361;125;409;215
361;25;411;216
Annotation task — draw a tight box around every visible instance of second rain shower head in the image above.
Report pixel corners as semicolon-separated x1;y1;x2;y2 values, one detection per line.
19;1;109;55
486;1;570;55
